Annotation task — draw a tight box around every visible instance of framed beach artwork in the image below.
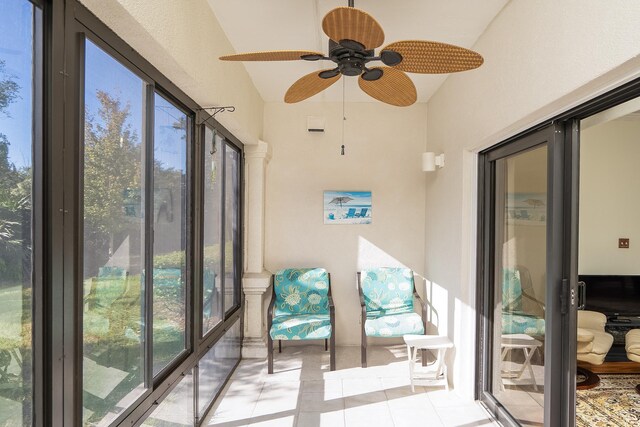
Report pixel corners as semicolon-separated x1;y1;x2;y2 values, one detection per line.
506;192;546;225
324;191;372;225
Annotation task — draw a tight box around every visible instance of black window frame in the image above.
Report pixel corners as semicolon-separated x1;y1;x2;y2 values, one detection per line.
44;1;246;425
1;1;46;424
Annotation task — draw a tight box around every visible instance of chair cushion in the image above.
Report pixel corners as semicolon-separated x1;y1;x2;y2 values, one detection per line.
274;268;330;316
577;310;607;331
270;314;331;340
577;327;595;343
365;312;424;337
502;268;523;312
361;268;415;317
577;329;614;365
501;312;545;336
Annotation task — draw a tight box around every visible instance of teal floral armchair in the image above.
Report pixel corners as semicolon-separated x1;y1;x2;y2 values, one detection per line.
267;268;335;374
358;267;426;368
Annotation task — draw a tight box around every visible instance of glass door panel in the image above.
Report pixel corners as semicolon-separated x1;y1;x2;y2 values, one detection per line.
480;123;574;427
152;93;188;375
0;1;37;423
82;39;147;425
202;128;223;335
223;143;240;315
492;145;547;426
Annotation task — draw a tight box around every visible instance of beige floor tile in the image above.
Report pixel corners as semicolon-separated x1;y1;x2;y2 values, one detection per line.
435;403;499;427
344;391;388;409
296;410;345;427
249;414;297;426
386;392;433;411
203;346;499;427
301;379;343;397
426;389;472;408
390;405;444;427
299;392;345;412
343;401;394;427
341;378;384;397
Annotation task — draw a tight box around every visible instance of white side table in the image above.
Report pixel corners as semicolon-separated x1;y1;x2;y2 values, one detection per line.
500;333;542;391
403;334;454;392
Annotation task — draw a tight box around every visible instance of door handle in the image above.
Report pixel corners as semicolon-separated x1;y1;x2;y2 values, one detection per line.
577;281;586;310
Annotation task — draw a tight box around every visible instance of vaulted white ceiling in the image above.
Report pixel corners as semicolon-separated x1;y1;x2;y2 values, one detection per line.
207;0;508;104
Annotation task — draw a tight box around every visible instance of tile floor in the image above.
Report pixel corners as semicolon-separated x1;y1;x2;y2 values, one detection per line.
203;344;501;427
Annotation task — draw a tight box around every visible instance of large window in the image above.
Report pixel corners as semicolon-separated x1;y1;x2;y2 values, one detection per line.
78;29;243;424
0;1;38;424
82;39;147;425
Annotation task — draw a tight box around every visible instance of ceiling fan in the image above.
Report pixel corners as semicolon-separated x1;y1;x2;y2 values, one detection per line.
219;1;484;107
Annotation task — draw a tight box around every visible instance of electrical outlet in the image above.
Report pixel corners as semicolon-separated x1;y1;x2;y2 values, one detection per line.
619;238;630;249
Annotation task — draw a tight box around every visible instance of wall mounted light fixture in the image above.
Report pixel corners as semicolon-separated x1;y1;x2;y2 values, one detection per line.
422;152;445;172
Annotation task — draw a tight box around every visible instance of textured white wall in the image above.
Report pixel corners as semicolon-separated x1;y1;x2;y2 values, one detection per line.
580;120;640;274
79;0;264;146
426;0;640;397
263;102;428;346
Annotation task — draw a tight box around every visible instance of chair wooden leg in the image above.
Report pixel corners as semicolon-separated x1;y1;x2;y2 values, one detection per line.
278;340;281;353
330;334;336;371
268;335;274;374
325;339;328;351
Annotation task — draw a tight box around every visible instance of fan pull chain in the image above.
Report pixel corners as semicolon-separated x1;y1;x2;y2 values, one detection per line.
341;77;346;155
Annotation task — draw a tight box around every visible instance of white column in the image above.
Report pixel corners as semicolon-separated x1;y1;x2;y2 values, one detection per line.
242;140;272;358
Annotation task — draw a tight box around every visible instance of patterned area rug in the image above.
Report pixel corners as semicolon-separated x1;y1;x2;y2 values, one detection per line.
577;374;640;426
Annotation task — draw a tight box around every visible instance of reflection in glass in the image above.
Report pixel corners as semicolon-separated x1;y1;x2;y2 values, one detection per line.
82;39;146;425
141;368;194;426
492;146;547;426
0;1;34;424
224;145;240;313
202;128;223;336
152;94;187;375
198;320;241;417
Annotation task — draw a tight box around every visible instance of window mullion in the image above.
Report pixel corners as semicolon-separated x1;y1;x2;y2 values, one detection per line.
144;83;155;389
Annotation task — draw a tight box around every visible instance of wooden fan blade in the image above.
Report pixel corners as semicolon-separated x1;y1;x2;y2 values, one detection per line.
322;7;384;50
219;50;324;61
382;41;483;74
358;67;416;107
285;69;341;103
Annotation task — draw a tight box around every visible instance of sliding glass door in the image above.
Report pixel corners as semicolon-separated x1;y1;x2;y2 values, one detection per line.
478;124;578;426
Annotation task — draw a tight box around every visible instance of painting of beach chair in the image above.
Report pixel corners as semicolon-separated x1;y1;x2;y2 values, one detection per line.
345;208;357;218
357;267;427;368
267;268;335;374
356;208;368;218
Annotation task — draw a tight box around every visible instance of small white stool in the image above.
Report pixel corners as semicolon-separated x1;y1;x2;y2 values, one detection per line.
403;334;453;392
500;333;542;390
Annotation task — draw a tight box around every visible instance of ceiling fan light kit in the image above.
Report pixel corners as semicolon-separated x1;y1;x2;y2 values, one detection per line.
219;2;484;106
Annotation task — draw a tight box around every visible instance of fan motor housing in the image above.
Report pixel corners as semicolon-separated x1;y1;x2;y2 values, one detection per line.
328;39;374;77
